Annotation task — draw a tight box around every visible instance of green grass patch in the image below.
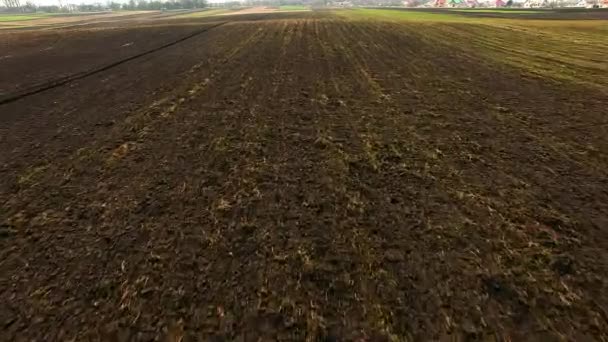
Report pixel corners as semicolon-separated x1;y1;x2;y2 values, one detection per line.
279;5;309;11
0;13;54;22
336;8;608;91
450;9;544;14
336;8;474;22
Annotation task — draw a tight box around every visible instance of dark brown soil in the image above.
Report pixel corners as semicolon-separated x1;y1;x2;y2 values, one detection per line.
1;11;607;341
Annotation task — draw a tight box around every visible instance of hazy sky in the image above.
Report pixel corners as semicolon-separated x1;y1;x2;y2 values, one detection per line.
31;0;124;5
30;0;230;5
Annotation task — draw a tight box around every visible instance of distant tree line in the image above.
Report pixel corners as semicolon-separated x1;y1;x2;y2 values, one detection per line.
1;0;26;11
2;0;21;9
120;0;207;11
1;0;207;13
239;0;411;6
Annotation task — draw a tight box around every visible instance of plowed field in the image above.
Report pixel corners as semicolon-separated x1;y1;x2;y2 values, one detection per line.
1;10;607;341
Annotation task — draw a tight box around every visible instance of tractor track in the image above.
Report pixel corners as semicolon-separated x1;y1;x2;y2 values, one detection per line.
0;21;226;106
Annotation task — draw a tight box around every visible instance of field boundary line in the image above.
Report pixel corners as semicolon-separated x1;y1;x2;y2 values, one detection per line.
0;21;227;106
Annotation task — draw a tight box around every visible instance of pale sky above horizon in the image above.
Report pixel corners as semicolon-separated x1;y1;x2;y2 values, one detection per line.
27;0;124;5
24;0;236;6
21;0;530;8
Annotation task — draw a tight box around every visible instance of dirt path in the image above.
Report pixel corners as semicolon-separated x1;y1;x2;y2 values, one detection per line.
1;13;607;340
218;6;281;15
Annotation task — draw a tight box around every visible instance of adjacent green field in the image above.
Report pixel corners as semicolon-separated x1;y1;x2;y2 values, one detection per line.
338;8;472;22
0;13;54;22
337;8;608;91
450;9;544;13
279;5;309;11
